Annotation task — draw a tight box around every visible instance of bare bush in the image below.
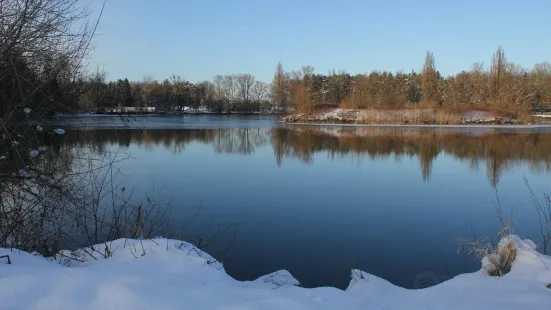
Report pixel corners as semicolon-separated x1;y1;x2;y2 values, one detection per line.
526;179;551;255
460;227;517;277
1;143;174;256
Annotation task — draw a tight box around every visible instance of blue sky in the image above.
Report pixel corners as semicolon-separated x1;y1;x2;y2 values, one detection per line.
89;0;551;83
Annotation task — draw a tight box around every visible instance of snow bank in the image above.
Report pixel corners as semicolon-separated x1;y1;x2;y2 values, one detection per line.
1;236;550;310
282;108;527;125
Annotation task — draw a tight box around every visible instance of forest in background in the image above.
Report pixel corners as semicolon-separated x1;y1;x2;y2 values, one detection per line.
4;34;551;116
73;47;551;115
81;47;551;115
275;48;551;115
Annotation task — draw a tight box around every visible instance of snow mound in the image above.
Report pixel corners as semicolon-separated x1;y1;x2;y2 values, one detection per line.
253;270;301;289
1;236;550;310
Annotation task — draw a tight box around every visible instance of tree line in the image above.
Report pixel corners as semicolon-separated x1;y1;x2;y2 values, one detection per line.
272;47;551;114
5;42;548;117
74;72;271;113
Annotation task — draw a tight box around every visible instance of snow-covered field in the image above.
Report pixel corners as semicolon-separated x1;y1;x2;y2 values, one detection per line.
1;236;550;310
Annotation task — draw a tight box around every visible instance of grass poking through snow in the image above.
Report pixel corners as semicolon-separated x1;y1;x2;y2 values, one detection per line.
459;226;517;277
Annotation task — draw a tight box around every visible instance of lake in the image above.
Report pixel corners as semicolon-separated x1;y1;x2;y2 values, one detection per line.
51;115;551;289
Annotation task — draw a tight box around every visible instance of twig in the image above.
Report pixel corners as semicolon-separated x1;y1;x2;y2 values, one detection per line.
0;255;11;264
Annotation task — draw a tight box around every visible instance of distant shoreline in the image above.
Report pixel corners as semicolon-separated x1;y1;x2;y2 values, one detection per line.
281;122;551;129
55;112;283;118
280;108;551;127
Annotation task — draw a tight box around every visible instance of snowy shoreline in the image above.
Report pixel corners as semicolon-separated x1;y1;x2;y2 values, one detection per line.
1;236;550;309
283;122;551;129
280;108;551;127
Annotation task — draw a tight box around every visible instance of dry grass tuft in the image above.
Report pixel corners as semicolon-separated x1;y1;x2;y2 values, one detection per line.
459;226;517;277
516;110;534;123
435;110;458;125
359;113;378;124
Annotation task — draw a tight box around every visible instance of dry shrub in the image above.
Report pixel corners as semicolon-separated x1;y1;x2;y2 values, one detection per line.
459;225;517;277
469;234;517;276
359;111;378;124
442;104;507;115
435;110;461;125
486;240;517;276
515;110;534;123
418;100;439;109
442;104;532;123
356;108;457;124
416;109;435;124
526;180;551;255
339;93;359;109
442;105;495;113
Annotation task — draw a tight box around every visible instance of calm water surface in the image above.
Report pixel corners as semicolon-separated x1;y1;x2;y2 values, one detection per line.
54;115;551;289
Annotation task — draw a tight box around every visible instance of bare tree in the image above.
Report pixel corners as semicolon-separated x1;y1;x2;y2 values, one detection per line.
251;81;268;102
301;65;314;79
0;0;103;118
491;46;507;98
1;0;111;253
213;75;225;102
139;74;156;107
470;62;489;106
532;62;551;108
271;62;288;111
222;74;237;108
211;75;226;112
293;82;313;113
236;73;255;104
421;50;439;104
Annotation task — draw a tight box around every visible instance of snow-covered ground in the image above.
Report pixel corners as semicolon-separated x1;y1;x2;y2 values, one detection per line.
1;236;550;310
55;113;115;118
281;108;534;125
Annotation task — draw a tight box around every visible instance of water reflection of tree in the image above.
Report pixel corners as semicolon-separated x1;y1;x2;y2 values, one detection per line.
63;128;271;156
213;128;267;154
418;140;440;182
61;128;551;187
270;128;551;187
